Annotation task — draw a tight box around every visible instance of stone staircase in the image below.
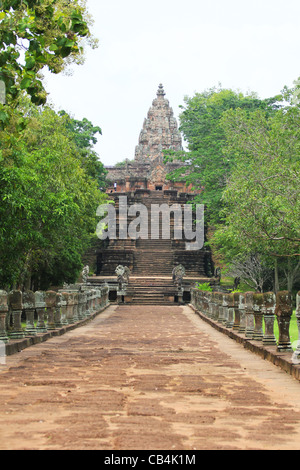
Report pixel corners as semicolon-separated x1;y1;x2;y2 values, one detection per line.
126;277;176;305
97;190;214;304
133;192;174;277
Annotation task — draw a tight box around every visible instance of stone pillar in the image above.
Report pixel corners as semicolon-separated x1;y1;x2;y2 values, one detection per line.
191;289;196;307
77;291;83;319
54;293;63;329
211;292;218;321
98;288;103;310
82;291;87;318
217;293;225;323
35;291;47;333
72;292;80;322
275;291;293;352
292;292;300;364
45;291;57;330
262;292;277;346
60;293;69;326
233;292;241;330
207;292;214;319
23;291;37;337
245;292;254;339
225;293;235;329
0;291;9;343
178;287;184;306
91;289;97;312
238;293;246;334
85;290;92;317
252;293;264;341
8;291;25;339
66;293;76;324
201;291;207;316
222;294;229;325
195;291;200;311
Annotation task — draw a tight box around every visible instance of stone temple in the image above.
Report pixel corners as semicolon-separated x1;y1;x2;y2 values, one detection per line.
106;84;196;193
88;85;215;304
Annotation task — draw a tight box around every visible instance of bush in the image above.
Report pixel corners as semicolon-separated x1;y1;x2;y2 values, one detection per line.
195;282;213;292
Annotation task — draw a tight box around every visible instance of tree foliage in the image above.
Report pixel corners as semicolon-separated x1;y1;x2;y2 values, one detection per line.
0;0;96;106
60;111;108;188
0;101;107;290
212;102;300;292
166;85;299;292
165;86;282;224
0;2;106;290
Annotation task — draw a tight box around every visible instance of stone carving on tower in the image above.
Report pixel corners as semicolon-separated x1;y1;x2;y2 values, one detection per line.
105;84;194;193
134;84;183;163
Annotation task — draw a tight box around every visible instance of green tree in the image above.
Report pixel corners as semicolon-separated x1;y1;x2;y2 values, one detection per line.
212;104;300;292
0;103;107;290
60;112;108;188
0;0;96;106
165;86;282;225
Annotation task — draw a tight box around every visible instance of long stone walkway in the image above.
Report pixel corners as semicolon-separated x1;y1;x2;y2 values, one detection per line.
1;304;300;450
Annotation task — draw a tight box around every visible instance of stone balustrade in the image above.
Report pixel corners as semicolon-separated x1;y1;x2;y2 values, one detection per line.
191;289;300;362
0;285;109;344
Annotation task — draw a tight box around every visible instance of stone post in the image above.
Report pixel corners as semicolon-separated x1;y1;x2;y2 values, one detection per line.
208;292;214;319
72;292;80;322
85;290;92;317
217;293;225;324
54;293;63;329
99;287;104;309
275;291;293;353
66;293;76;324
222;294;230;326
60;293;69;326
225;293;235;329
238;293;246;334
35;291;47;333
212;292;218;321
262;292;277;346
244;292;254;339
23;290;37;337
233;292;241;330
202;291;208;316
195;291;200;312
93;289;99;312
8;291;25;339
45;291;57;330
292;292;300;364
91;289;97;312
252;293;264;341
0;291;9;343
178;287;184;305
191;289;196;307
78;291;87;320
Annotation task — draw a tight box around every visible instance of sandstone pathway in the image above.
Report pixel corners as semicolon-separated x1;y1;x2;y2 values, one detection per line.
1;304;300;450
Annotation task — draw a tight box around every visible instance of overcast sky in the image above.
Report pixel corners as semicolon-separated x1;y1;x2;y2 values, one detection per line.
43;0;300;166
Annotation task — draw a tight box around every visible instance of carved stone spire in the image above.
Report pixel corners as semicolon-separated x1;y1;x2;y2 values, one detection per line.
157;83;166;98
134;84;183;163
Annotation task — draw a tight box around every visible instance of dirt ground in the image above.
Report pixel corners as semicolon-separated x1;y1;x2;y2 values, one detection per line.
1;304;300;450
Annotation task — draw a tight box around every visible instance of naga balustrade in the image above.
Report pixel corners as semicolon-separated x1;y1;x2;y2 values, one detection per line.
191;288;299;362
0;285;109;343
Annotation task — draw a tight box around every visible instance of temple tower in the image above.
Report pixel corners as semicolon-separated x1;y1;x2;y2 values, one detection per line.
134;84;183;163
106;84;188;192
